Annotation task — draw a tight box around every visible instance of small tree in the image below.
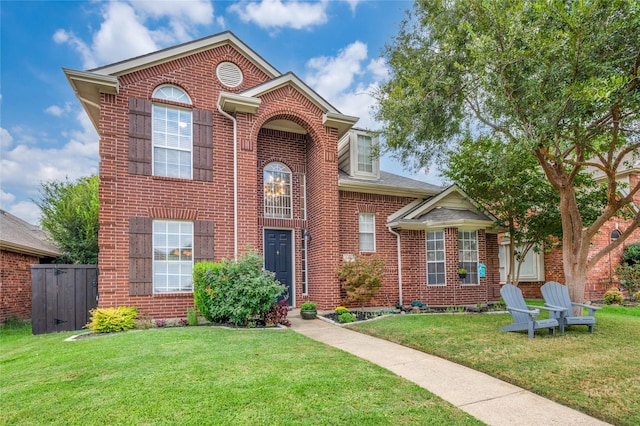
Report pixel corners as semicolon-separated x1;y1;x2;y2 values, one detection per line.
336;253;385;307
35;175;99;264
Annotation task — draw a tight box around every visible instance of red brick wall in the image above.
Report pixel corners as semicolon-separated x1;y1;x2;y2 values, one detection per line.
527;173;640;300
96;43;342;317
0;250;39;322
338;191;415;308
337;191;500;308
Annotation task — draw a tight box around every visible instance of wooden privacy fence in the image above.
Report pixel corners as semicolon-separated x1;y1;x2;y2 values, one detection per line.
31;265;98;335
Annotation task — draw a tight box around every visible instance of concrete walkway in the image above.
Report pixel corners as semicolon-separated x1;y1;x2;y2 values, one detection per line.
288;311;610;426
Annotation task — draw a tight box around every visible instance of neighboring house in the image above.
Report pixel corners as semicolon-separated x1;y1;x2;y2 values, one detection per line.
0;210;59;322
499;160;640;299
64;31;501;318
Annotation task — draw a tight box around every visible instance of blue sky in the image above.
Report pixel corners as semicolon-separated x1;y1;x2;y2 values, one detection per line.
1;0;441;225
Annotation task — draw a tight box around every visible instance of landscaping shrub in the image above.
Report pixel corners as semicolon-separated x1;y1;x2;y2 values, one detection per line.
616;263;640;296
622;242;640;266
263;300;290;327
187;308;198;326
86;306;138;333
334;306;349;315
193;251;285;326
634;291;640;301
338;312;356;323
336;252;385;307
603;288;624;305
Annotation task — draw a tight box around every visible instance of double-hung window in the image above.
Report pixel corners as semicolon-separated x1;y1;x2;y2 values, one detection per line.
264;162;292;218
153;220;193;293
359;213;375;252
152;85;192;179
426;230;446;285
357;134;374;174
459;230;479;285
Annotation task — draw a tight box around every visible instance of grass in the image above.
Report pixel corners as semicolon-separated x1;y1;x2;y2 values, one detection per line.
0;324;482;426
349;305;640;426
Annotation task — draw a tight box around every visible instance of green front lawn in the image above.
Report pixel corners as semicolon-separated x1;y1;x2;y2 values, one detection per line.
350;306;640;426
0;325;481;425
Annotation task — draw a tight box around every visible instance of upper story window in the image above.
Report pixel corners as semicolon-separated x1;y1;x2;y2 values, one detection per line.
426;230;446;285
357;134;374;174
152;85;192;179
264;162;292;218
359;213;376;252
459;230;479;285
339;130;379;179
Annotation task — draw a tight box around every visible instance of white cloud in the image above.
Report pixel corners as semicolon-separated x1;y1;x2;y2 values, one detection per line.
6;201;41;226
53;29;97;69
0;111;99;218
229;0;329;30
0;127;13;150
54;0;215;69
305;41;368;101
45;102;72;117
367;57;389;81
342;0;363;13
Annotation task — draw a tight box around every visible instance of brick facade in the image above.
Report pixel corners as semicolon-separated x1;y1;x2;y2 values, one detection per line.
69;33;505;318
0;250;38;322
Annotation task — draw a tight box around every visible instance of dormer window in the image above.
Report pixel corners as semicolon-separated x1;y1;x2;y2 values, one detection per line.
339;129;379;179
357;134;374;174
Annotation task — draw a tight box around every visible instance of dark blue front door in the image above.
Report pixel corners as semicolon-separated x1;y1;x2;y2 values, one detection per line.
264;229;292;305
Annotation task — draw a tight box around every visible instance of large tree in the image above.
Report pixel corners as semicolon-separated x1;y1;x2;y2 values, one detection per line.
35;175;100;264
375;0;640;303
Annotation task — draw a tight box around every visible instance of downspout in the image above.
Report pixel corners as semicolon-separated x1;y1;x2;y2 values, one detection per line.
217;100;238;259
388;226;403;305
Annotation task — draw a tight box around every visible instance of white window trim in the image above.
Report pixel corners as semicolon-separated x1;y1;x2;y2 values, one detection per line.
499;241;545;283
349;130;379;179
359;213;376;252
152;219;194;294
151;103;193;179
459;230;479;286
264;162;293;219
426;230;447;286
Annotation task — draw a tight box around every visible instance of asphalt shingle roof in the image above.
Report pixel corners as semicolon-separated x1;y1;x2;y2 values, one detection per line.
0;210;60;257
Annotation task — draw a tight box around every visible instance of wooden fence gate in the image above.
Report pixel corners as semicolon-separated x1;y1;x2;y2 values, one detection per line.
31;265;98;335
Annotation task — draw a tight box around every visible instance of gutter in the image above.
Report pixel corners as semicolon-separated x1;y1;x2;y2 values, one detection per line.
217;99;238;259
387;226;403;305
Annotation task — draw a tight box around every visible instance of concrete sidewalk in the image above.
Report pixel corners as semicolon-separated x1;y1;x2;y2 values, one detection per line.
288;312;609;426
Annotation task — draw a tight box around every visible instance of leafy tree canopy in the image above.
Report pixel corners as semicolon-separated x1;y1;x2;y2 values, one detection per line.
35;175;99;264
376;0;640;300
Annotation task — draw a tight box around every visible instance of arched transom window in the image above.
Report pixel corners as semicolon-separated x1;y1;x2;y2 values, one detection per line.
264;162;292;219
152;85;192;179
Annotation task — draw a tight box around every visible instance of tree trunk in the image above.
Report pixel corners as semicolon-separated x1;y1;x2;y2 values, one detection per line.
558;185;591;316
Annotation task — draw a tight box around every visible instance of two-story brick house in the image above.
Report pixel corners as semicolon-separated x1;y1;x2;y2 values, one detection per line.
64;31;502;318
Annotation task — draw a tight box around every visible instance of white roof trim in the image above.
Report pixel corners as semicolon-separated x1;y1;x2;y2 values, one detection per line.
218;92;261;114
339;180;435;199
387;199;425;223
404;185;497;222
387;219;500;232
63;68;119;132
89;31;280;78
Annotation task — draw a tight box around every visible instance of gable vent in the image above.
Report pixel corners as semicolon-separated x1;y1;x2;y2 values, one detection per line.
216;62;243;88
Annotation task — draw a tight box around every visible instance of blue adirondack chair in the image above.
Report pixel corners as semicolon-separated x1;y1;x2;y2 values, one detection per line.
541;281;601;333
500;284;563;338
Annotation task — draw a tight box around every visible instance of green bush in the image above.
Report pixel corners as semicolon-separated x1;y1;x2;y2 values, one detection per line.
622;243;640;266
187;307;199;326
338;312;356;323
616;263;640;295
603;288;624;305
86;306;138;333
633;290;640;301
193;251;285;326
334;306;349;315
300;301;317;311
336;252;385;307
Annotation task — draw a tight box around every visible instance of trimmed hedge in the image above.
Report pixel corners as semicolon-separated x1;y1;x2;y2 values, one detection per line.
85;306;138;333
